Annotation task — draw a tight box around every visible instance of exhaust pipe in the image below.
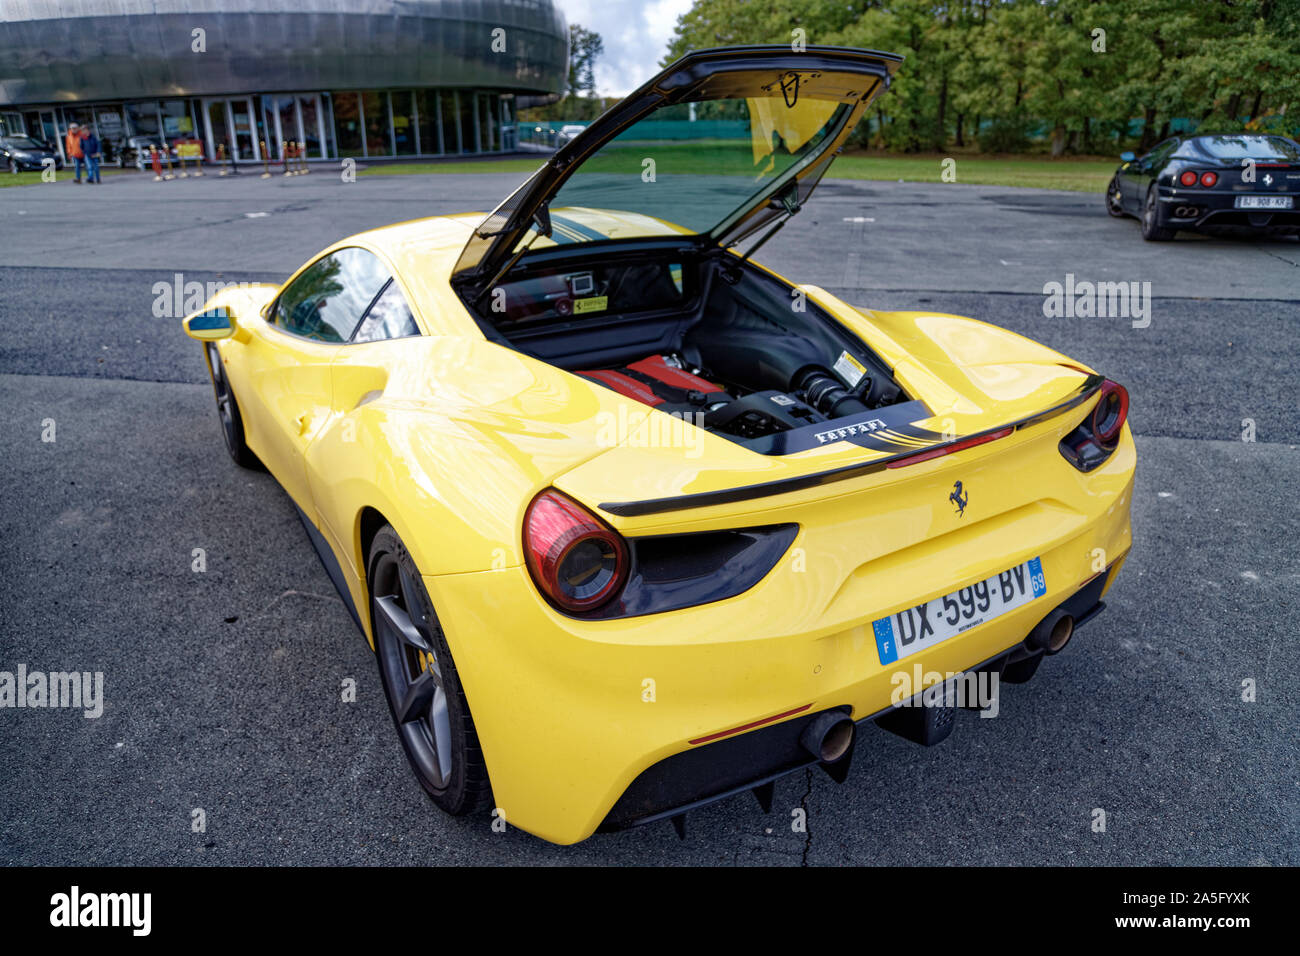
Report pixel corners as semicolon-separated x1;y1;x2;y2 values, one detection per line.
800;712;855;763
801;711;856;782
1025;608;1074;656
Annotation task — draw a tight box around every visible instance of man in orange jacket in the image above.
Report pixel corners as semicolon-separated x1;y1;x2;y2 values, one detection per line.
65;123;85;182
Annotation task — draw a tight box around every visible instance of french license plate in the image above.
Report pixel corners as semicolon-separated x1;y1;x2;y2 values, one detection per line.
1235;195;1293;209
873;558;1046;665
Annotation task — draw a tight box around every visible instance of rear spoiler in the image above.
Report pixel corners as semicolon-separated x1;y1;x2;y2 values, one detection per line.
599;374;1105;517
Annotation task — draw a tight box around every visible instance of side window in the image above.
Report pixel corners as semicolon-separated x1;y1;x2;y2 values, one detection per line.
1144;138;1177;168
352;279;420;344
271;247;390;343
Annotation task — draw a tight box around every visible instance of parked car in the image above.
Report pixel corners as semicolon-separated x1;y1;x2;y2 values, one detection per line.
121;134;177;170
1106;133;1300;239
181;46;1135;845
556;124;587;146
1;135;62;173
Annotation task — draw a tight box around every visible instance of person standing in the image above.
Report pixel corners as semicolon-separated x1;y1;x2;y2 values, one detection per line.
65;123;85;183
81;127;102;184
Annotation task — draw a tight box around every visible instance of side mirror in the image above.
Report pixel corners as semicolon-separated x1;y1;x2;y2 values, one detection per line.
183;306;234;341
1119;151;1136;163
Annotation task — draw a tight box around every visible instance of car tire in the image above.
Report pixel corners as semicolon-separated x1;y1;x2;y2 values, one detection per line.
368;525;492;816
204;342;261;469
1141;186;1175;241
1104;177;1126;218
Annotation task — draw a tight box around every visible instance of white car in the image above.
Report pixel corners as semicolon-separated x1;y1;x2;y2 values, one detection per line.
557;124;587;145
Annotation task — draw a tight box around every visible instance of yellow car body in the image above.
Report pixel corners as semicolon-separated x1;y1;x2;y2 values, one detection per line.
182;46;1135;845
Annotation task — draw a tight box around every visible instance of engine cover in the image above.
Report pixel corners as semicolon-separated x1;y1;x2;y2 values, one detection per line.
576;356;731;415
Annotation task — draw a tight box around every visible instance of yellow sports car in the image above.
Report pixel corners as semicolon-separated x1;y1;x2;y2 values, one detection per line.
183;46;1135;845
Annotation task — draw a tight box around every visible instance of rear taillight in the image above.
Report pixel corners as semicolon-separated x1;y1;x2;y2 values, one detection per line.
1199;171;1218;187
1179;170;1198;186
524;490;628;612
1091;379;1129;447
1059;378;1129;472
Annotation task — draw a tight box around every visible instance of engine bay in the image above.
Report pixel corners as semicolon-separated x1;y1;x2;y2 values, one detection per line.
465;246;914;455
574;352;893;444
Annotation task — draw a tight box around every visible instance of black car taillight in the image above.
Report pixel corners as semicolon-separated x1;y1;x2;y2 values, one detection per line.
1059;379;1129;472
1179;170;1198;186
1199;171;1218;187
524;489;798;619
524;490;628;612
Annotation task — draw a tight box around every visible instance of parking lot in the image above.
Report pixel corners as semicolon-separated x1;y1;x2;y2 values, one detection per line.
1;167;1297;865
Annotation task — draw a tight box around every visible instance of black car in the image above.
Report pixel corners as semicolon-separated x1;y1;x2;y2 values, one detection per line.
0;135;62;174
1105;133;1300;240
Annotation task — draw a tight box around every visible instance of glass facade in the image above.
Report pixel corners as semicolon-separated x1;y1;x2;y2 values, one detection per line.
390;91;416;155
7;89;517;165
361;92;386;156
415;90;440;155
333;93;364;158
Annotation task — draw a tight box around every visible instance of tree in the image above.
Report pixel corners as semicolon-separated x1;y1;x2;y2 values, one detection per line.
568;24;605;100
520;24;607;123
658;0;1300;153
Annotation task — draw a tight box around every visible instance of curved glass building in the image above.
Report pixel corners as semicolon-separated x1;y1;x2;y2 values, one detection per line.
0;0;568;164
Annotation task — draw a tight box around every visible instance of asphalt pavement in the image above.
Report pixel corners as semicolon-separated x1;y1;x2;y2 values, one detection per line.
1;166;1296;865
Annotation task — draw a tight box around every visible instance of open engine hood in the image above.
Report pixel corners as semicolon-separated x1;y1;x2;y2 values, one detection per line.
453;45;903;291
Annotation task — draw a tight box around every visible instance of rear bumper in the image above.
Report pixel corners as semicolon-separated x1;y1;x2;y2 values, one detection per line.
425;427;1135;844
1158;187;1299;230
598;568;1115;832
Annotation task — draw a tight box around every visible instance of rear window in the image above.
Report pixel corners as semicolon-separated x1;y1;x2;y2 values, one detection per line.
1183;136;1300;160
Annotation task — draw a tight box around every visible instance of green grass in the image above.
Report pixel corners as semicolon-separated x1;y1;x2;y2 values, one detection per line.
0;167;129;188
358;145;1116;192
833;152;1116;192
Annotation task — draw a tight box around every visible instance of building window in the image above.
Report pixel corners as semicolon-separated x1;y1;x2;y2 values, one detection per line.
277;95;300;156
362;92;386;156
298;95;325;158
95;106;128;164
415;90;441;154
160;100;195;143
440;91;460;154
479;93;496;152
454;92;475;153
333;93;363;157
391;91;416;155
319;93;337;158
125;101;160;138
499;96;516;151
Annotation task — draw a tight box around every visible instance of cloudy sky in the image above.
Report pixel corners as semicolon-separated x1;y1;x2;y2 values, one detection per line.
554;0;697;97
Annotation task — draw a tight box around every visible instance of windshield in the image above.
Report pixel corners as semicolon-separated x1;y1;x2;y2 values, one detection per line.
534;97;849;244
4;137;42;149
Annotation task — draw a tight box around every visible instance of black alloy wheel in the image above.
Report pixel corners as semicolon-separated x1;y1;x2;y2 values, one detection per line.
368;526;491;815
205;342;260;468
